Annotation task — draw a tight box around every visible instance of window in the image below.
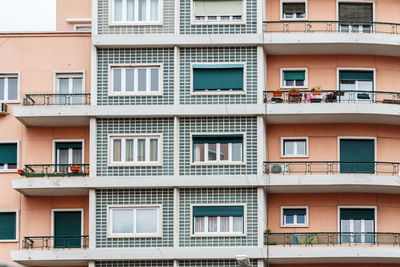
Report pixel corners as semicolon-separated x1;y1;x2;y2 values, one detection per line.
56;73;84;104
55;142;83;172
112;0;161;24
340;208;375;244
282;138;308;157
0;211;17;241
0;143;17;171
192;134;244;164
110;135;161;165
192;0;243;23
339;3;373;33
0;74;18;102
281;69;307;88
192;64;245;93
281;207;308;227
338;70;373;101
281;2;306;19
192;206;245;235
111;66;161;95
339;139;375;174
109;206;160;237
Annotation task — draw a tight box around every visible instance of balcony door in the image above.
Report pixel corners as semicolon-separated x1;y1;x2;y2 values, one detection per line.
55;142;83;173
340;208;375;244
339;70;374;102
55;73;84;105
53;210;82;248
339;139;375;174
339;3;373;33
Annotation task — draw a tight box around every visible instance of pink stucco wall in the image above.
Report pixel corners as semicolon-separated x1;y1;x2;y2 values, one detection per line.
56;0;92;31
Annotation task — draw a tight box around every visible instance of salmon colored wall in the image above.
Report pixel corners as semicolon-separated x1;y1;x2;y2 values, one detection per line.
268;193;400;233
266;0;400;23
56;0;92;31
267;55;400;91
267;123;400;162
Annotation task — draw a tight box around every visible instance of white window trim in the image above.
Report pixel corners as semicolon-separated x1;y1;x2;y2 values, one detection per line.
190;132;247;166
0;210;19;242
108;133;163;167
190;62;247;96
50;209;84;248
108;64;164;97
0;72;20;103
337;206;377;234
336;67;376;91
280;0;308;20
281;137;309;158
74;24;92;32
336;0;375;22
0;140;20;173
107;205;163;238
51;139;85;165
280;67;308;89
280;206;309;228
190;203;247;237
108;0;164;26
190;0;246;25
53;71;86;94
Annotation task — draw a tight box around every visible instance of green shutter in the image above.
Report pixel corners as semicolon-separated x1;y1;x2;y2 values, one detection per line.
0;144;17;164
340;209;374;220
55;142;82;149
283;71;305;81
192;134;243;144
193;64;244;91
339;71;373;81
0;212;16;240
54;211;82;248
283;3;305;14
339;3;373;22
283;209;306;216
340;139;375;174
193;206;244;217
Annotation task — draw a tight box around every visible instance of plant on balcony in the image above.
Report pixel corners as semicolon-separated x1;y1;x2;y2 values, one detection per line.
70;165;81;172
311;85;322;95
273;89;282;97
17;169;25;176
289;88;300;96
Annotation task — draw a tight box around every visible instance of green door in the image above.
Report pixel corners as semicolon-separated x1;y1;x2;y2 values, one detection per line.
54;211;82;248
340;139;375;173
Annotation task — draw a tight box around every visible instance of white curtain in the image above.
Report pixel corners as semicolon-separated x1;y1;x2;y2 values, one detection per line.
138;0;147;21
194;217;205;233
0;78;4;100
114;0;123;21
136;208;158;233
126;139;134;161
233;216;243;233
72;148;82;164
127;0;135;21
150;139;158;161
208;217;217;232
7;77;18;101
150;0;159;21
232;143;242;161
113;209;134;233
138;139;146;161
113;69;122;92
194;143;203;162
138;69;147;91
126;69;134;92
220;217;229;232
150;68;159;91
113;139;122;162
72;78;83;104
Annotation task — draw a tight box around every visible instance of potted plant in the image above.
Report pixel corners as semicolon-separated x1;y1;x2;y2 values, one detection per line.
17;169;25;176
273;89;282;97
264;229;277;245
289;88;300;96
70;165;81;172
311;85;322;95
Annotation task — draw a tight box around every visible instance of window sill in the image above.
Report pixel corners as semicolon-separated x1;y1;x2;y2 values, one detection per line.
190;20;246;26
107;234;162;238
108;92;163;97
109;22;163;26
108;162;163;167
191;90;246;96
280;155;309;158
0;239;18;243
0;101;20;104
190;162;246;167
0;169;18;173
280;224;309;228
280;18;308;21
191;233;246;237
281;86;308;89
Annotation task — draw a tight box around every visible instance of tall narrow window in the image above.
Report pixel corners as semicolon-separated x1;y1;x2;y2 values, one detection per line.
55;142;83;173
112;0;161;23
0;75;18;102
0;212;17;241
0;143;17;171
56;73;84;105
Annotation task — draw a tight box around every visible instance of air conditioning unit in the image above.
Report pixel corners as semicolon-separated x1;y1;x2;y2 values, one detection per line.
0;103;7;115
269;163;288;174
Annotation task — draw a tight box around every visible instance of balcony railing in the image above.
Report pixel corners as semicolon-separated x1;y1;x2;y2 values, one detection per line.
23;93;91;106
20;164;89;178
265;232;400;246
263;161;400;175
264;20;400;34
263;90;400;104
23;235;89;249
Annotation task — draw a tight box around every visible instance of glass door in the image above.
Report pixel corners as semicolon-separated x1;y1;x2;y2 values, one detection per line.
56;74;84;105
55;142;83;173
339;71;373;103
340;208;375;244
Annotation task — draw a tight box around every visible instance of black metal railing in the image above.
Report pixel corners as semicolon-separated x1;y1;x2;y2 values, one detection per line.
21;164;89;178
265;232;400;246
263;161;400;175
263;90;400;104
23;93;91;106
23;235;89;249
263;20;400;34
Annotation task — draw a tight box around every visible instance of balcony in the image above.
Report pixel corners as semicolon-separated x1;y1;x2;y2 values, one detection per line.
23;235;89;249
20;164;89;178
23;93;91;106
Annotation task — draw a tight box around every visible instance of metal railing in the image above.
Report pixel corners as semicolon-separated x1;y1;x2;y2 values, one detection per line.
23;93;91;106
265;232;400;246
263;90;400;104
263;20;400;34
23;235;89;249
21;164;89;178
263;161;400;175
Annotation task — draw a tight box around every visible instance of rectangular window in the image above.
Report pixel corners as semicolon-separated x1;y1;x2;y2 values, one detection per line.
340;208;375;244
339;139;375;174
112;0;161;23
0;212;17;241
193;0;243;23
110;135;161;165
339;3;373;33
0;143;17;171
281;207;308;227
192;64;244;93
282;2;306;19
282;138;307;157
192;206;245;235
192;134;244;164
55;142;83;173
111;66;161;95
0;75;18;102
56;73;84;104
109;206;160;237
282;69;306;88
339;70;373;102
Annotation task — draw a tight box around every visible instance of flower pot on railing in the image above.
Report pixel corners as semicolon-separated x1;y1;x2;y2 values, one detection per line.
273;91;282;97
311;86;322;95
289;90;300;97
333;90;344;96
357;93;371;100
17;169;25;176
70;165;81;172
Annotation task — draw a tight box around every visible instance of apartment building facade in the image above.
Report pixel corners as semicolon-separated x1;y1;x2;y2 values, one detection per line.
3;0;400;266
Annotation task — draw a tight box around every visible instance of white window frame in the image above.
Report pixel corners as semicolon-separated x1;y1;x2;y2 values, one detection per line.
336;67;376;91
190;132;246;166
108;64;163;96
74;24;92;32
52;139;85;165
0;140;19;173
280;68;308;89
0;210;19;242
190;62;247;96
281;137;309;158
190;204;247;237
53;71;86;94
280;206;309;227
0;72;20;103
337;206;377;235
109;0;163;26
108;134;163;166
190;0;246;25
107;205;162;238
280;0;308;20
336;0;375;22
